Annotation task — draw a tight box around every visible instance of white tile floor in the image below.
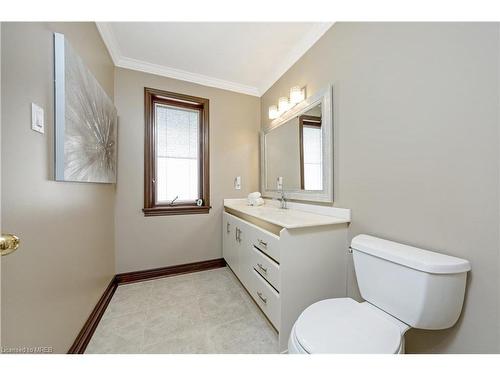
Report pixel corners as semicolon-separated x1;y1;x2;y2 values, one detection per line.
85;267;279;354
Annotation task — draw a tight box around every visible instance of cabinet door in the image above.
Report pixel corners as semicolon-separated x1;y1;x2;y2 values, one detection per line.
229;215;252;287
223;213;237;272
236;219;251;287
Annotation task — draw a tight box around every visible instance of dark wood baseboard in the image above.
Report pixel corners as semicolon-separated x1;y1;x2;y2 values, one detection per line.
67;276;118;354
115;258;226;284
68;258;226;354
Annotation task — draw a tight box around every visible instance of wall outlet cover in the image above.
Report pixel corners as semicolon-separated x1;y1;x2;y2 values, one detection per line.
31;103;45;134
234;176;241;190
277;176;283;189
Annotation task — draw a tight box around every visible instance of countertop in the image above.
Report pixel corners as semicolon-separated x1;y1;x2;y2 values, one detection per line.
223;199;350;229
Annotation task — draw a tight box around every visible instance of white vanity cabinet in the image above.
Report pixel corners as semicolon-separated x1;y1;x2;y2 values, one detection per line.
222;199;351;352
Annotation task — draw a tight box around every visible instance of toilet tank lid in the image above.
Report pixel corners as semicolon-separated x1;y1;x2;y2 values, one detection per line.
351;235;471;274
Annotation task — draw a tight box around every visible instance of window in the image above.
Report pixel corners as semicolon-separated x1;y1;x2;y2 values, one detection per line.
299;115;323;190
143;88;210;216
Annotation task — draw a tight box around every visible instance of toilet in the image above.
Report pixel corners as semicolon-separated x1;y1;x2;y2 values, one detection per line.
288;234;471;354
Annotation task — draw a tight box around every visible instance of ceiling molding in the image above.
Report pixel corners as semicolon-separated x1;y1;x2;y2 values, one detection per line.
115;56;260;96
257;22;333;95
95;22;121;65
96;22;333;97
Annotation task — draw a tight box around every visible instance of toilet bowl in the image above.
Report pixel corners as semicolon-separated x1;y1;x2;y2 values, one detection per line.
288;235;471;354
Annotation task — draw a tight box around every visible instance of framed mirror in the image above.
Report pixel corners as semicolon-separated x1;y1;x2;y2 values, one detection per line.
261;86;333;203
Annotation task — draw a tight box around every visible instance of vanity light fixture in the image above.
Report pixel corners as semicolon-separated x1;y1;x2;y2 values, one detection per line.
278;97;290;114
290;86;305;105
268;105;279;120
268;86;306;119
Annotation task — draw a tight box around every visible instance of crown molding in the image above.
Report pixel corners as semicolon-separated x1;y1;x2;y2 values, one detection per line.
96;22;333;97
257;22;333;95
116;56;260;96
95;22;121;65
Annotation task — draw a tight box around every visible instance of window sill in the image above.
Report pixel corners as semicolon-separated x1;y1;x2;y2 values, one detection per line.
142;205;211;217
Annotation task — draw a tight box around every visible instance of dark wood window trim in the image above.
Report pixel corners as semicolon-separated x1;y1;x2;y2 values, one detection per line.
143;87;210;216
298;115;322;190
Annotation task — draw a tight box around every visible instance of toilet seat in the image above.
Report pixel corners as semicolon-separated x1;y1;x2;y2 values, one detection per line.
291;298;409;354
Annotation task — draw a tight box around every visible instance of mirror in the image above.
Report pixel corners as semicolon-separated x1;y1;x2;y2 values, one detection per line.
265;104;322;191
261;86;333;203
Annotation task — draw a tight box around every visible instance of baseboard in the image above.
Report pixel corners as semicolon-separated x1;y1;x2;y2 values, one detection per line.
68;258;226;354
67;276;118;354
115;258;226;284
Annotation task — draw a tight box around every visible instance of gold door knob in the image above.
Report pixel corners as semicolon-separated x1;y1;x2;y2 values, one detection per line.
0;234;20;256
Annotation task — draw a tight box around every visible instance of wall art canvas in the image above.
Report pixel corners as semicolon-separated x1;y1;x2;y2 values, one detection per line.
54;32;117;183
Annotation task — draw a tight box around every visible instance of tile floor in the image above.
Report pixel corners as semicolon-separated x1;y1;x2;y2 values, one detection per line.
85;267;279;354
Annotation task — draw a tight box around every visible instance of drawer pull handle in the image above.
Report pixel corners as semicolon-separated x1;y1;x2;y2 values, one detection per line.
226;222;230;234
258;239;267;248
257;263;268;274
257;291;267;304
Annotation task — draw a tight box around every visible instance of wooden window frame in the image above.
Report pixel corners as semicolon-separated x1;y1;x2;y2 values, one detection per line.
298;115;322;190
143;87;210;216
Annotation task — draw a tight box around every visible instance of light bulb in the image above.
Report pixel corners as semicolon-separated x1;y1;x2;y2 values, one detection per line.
278;97;290;114
290;86;305;105
268;105;279;120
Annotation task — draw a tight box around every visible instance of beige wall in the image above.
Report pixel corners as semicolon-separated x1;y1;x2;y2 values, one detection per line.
261;23;500;353
114;68;260;273
1;22;115;353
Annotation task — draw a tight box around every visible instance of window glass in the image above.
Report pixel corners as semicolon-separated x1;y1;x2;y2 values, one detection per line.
155;104;200;202
302;125;322;190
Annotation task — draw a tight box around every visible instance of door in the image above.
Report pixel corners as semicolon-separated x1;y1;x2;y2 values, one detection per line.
223;212;238;273
0;22;2;348
1;22;23;350
1;23;118;354
235;219;252;288
222;212;232;268
228;214;255;289
1;20;2;348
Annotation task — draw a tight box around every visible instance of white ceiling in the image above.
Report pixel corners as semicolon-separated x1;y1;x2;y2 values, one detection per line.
96;22;333;96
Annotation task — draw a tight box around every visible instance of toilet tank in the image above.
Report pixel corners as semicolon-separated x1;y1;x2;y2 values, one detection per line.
351;235;471;330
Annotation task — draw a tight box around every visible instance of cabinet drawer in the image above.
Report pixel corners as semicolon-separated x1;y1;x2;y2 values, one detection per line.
250;227;280;263
252;246;280;292
250;269;280;330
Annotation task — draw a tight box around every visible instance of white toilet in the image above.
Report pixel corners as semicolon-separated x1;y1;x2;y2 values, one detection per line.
288;234;471;354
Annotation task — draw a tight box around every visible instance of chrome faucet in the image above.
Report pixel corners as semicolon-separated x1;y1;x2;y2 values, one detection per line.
279;186;287;209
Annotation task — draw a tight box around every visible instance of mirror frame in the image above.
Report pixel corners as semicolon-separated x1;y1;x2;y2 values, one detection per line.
261;85;333;203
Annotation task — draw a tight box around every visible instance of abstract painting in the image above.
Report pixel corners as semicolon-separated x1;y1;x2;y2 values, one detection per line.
54;32;117;183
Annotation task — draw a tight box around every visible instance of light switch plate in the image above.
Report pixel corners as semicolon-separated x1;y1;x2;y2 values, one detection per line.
234;176;241;190
31;103;44;134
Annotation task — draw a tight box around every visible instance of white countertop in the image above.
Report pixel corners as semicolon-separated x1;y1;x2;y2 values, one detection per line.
224;199;350;229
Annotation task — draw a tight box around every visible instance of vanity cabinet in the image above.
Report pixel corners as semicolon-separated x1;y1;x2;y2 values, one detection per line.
222;199;350;352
